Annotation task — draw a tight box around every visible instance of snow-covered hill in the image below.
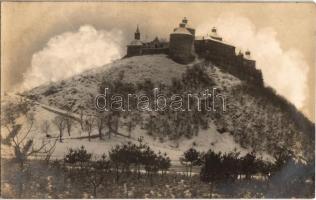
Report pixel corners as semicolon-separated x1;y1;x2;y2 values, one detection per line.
2;93;260;163
2;54;313;163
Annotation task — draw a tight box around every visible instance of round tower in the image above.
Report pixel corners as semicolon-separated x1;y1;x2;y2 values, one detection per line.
169;18;195;63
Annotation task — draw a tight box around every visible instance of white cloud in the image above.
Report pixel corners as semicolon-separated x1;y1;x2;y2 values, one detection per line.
196;13;309;109
22;25;124;90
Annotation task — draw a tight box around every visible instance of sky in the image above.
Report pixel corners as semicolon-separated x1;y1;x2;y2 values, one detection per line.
1;2;315;121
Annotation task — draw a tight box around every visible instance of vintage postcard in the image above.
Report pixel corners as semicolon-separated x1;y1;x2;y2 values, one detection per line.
1;2;315;198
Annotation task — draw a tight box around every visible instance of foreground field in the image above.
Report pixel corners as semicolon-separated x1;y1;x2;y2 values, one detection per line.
1;159;314;198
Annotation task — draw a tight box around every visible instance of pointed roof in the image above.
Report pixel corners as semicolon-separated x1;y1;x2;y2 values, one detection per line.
136;25;140;33
153;37;159;42
172;27;192;35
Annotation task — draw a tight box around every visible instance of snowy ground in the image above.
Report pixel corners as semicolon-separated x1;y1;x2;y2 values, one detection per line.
1;93;273;163
25;55;189;114
2;55;273;163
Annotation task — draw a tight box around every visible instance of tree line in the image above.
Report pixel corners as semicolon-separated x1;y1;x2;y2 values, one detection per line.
63;137;171;197
180;147;313;197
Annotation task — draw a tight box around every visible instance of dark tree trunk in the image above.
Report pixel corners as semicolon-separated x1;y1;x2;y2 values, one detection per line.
115;166;120;183
93;185;97;198
59;130;63;142
209;182;214;198
99;128;102;139
18;162;25;198
189;165;192;177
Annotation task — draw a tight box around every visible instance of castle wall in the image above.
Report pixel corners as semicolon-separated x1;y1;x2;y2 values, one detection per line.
243;59;256;69
169;33;194;64
127;46;142;57
142;48;169;55
195;39;236;66
126;21;263;86
195;39;263;86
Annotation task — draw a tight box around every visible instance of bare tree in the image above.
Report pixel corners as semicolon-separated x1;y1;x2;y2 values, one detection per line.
53;115;66;142
65;117;73;137
78;105;84;131
63;105;74;136
2;123;57;197
43;138;58;164
84;116;95;142
1;100;57;197
41;120;51;137
84;154;110;198
113;112;120;135
103;111;121;139
1;101;28;132
105;112;113;139
124;114;137;138
96;113;105;140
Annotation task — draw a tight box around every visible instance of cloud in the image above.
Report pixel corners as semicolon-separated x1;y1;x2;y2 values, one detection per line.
21;25;124;90
196;13;309;109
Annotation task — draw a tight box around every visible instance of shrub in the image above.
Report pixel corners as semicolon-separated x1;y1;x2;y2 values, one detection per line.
64;146;92;167
43;85;59;96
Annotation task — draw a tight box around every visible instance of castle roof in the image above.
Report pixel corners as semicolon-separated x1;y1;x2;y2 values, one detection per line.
128;39;143;46
136;25;140;34
171;17;194;36
171;27;192;35
195;35;235;48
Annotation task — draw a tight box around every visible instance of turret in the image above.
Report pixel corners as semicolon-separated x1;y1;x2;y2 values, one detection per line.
244;49;253;61
135;25;140;40
211;27;217;34
245;49;251;57
209;27;222;41
182;17;188;24
243;49;256;68
126;25;143;57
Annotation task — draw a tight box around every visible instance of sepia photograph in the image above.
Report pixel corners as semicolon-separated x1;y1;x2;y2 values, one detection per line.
1;1;315;198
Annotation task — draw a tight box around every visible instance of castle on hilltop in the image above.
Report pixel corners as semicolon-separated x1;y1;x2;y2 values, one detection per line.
126;17;263;85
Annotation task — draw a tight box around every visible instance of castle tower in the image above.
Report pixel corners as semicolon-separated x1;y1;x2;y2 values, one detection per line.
126;25;143;57
182;17;188;24
135;25;140;40
243;49;256;68
245;49;251;57
209;27;222;41
184;17;195;36
169;18;195;64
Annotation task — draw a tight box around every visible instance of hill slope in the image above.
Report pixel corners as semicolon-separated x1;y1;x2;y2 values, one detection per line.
15;54;314;162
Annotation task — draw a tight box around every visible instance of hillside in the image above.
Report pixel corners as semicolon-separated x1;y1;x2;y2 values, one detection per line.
8;54;313;162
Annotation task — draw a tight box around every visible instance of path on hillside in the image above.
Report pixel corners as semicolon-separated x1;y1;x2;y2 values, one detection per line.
18;94;134;140
18;94;191;165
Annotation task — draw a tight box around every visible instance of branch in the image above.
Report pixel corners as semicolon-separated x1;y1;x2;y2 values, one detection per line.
46;138;58;154
4;125;20;148
27;140;51;156
17;119;34;146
